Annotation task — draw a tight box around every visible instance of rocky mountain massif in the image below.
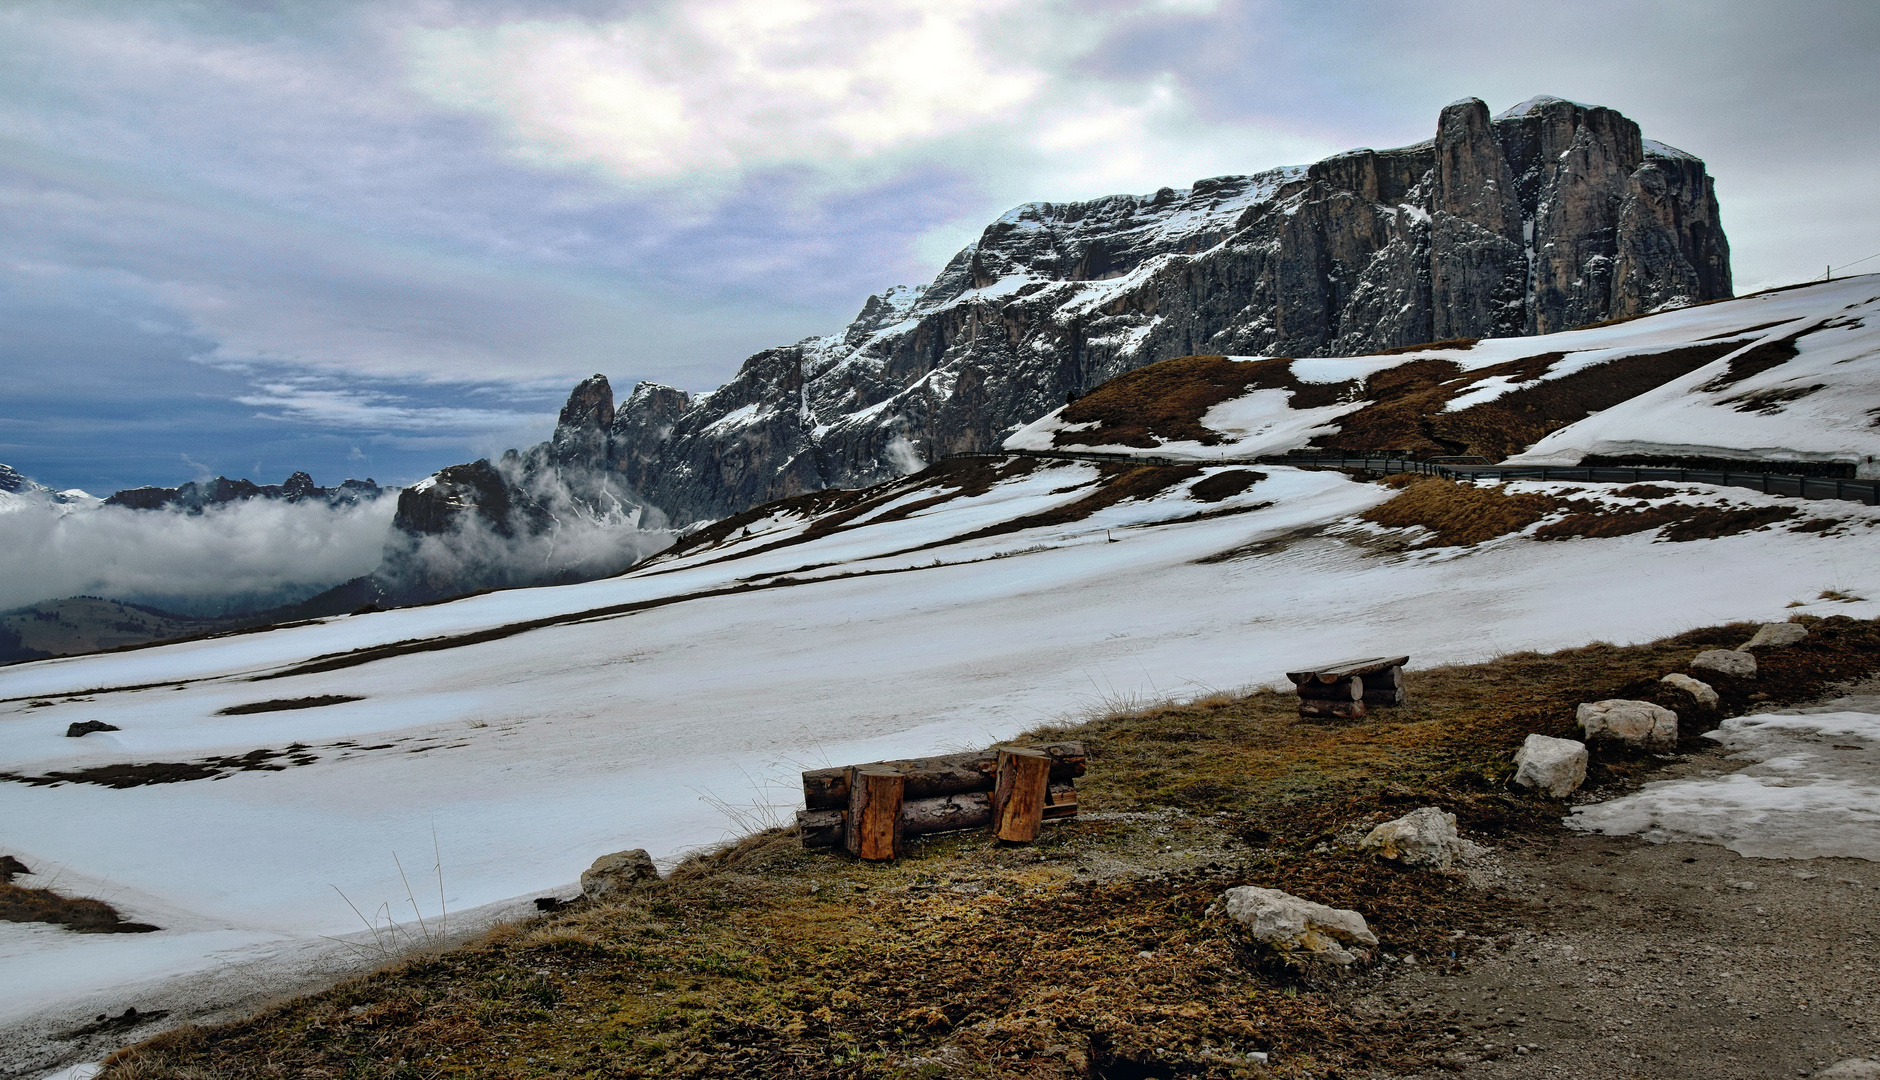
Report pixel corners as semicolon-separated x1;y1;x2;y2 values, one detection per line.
105;472;386;512
441;94;1729;537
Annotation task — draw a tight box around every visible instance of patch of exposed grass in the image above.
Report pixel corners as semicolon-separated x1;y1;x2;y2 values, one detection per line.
1698;331;1806;392
0;857;159;933
216;695;363;716
1359;337;1478;356
1359;476;1555;547
1189;469;1266;503
1050;339;1742;463
1320;342;1742;460
1054;355;1348;449
1362;476;1803;549
100;617;1880;1080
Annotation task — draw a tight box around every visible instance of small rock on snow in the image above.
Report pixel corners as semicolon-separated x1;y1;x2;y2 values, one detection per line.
65;720;121;738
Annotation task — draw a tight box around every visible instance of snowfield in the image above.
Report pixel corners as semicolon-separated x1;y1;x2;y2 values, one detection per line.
5;381;1880;1066
1571;709;1880;861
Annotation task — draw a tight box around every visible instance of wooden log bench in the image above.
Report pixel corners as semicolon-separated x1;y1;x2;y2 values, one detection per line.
797;742;1083;860
1285;655;1409;719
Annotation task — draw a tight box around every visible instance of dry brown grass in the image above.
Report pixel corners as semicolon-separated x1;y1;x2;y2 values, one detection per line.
1054;355;1349;449
1358;337;1478;356
1361;476;1803;549
1359;476;1556;547
98;617;1880;1080
1321;342;1742;460
0;856;159;933
1049;339;1742;463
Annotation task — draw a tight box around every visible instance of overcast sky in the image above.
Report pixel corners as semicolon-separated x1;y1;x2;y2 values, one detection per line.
3;0;1876;493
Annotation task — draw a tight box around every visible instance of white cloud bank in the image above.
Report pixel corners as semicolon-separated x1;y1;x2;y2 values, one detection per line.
0;493;398;614
404;0;1317;209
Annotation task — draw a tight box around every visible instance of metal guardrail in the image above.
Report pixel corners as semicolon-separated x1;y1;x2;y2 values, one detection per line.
950;449;1880;506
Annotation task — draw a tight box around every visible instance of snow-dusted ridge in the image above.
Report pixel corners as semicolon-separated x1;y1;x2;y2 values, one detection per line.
1007;277;1880;475
586;95;1730;525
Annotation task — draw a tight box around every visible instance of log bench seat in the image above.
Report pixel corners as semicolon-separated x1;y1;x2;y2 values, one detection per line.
1285;655;1409;719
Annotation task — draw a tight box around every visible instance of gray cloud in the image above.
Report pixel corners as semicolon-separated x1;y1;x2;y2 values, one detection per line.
0;493;397;614
2;0;1874;494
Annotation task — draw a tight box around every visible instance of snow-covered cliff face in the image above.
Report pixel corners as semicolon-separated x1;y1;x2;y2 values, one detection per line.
438;95;1730;535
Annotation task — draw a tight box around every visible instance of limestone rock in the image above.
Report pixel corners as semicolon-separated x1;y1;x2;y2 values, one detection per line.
1693;649;1757;679
1577;699;1679;750
1660;673;1719;709
580;849;660;899
1360;807;1463;869
552;374;615;470
1511;734;1588;797
1817;1060;1880;1080
1216;886;1377;972
1742;622;1807;650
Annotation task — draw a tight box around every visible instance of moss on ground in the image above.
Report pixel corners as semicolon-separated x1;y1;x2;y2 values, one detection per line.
103;617;1880;1079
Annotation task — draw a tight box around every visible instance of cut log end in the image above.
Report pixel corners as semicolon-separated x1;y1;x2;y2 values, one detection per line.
993;748;1051;844
846;765;905;861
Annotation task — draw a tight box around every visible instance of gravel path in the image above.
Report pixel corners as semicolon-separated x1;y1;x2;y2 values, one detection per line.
1359;687;1880;1079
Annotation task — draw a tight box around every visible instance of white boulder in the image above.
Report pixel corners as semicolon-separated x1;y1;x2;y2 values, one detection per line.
1217;886;1376;971
581;848;660;899
1660;673;1719;709
1742;622;1808;650
1817;1060;1880;1079
1577;699;1679;751
1511;734;1587;797
1360;807;1463;869
1693;649;1757;678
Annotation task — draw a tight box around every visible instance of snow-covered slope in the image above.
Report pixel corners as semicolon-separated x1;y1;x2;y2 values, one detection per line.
0;464;96;514
1007;276;1880;475
1506;283;1880;474
4;443;1879;1057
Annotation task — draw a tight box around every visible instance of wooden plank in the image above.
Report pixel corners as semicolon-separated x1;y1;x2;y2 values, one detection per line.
1284;655;1410;684
993;748;1051;843
845;765;904;861
802;741;1085;810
